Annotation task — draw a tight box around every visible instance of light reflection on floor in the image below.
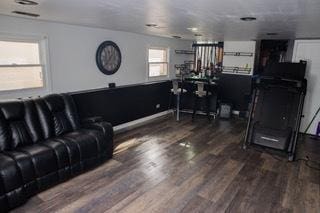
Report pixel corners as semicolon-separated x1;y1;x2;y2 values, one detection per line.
179;141;191;148
114;130;197;180
113;138;138;154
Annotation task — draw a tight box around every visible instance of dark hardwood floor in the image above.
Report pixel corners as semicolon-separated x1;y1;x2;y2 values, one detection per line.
13;114;320;213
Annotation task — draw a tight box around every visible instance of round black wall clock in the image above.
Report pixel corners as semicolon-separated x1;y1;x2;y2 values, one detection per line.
96;41;122;75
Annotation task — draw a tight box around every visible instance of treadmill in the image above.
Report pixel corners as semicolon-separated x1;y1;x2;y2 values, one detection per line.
243;61;307;161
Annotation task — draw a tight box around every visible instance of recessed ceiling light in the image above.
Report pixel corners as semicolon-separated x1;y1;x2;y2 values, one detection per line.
14;0;38;5
187;27;198;32
240;17;257;21
172;35;182;39
12;11;39;17
194;34;202;37
266;32;278;36
145;23;157;27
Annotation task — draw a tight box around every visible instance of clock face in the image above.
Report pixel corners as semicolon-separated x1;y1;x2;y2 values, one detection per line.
96;41;121;75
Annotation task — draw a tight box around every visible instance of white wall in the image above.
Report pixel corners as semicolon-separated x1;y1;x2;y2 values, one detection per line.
285;39;295;62
293;40;320;135
0;15;191;99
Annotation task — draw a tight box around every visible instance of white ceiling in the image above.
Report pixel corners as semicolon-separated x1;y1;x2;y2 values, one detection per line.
1;0;320;41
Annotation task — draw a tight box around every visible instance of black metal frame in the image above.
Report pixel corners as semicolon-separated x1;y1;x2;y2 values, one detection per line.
243;78;306;161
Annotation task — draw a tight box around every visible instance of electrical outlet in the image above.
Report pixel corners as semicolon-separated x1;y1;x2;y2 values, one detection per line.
156;104;160;109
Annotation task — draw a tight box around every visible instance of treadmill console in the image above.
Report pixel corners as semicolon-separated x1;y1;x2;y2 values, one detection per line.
262;60;306;81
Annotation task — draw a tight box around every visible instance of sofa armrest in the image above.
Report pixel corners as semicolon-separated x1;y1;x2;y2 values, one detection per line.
81;116;104;124
82;120;114;139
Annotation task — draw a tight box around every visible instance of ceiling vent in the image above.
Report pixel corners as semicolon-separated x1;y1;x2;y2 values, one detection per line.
172;35;182;39
240;17;257;21
14;0;38;5
12;11;40;17
145;24;157;27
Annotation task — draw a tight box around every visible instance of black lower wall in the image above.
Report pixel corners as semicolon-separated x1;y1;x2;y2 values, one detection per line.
71;75;252;126
71;81;171;126
218;74;252;112
180;74;252;112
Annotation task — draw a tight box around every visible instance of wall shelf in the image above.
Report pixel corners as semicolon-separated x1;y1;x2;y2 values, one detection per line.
175;50;195;55
223;66;252;74
175;64;188;69
184;60;194;65
224;52;253;57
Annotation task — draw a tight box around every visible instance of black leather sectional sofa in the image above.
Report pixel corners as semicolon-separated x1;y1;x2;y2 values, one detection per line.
0;94;113;212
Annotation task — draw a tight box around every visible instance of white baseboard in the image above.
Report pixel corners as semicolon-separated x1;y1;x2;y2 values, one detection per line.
113;110;173;133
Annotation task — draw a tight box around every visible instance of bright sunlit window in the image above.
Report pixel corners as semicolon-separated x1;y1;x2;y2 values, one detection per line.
0;40;44;92
148;48;168;78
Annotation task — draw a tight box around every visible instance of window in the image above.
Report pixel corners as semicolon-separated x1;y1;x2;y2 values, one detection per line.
148;48;168;77
0;40;44;92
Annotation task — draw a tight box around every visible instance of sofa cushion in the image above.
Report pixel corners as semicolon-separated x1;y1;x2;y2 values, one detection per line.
17;145;59;189
33;98;56;139
41;139;72;181
36;94;81;137
0;154;26;209
0;101;32;150
0;111;10;151
3;151;38;197
44;95;73;136
34;96;72;138
61;94;81;130
0;100;44;151
50;137;82;175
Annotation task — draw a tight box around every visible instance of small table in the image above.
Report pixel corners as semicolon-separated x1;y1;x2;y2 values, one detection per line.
183;75;219;120
172;75;219;121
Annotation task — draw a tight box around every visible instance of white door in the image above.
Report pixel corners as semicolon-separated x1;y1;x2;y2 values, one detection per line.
293;40;320;134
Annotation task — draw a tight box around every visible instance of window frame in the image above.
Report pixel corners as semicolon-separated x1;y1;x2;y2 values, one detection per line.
147;46;170;80
0;33;51;99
